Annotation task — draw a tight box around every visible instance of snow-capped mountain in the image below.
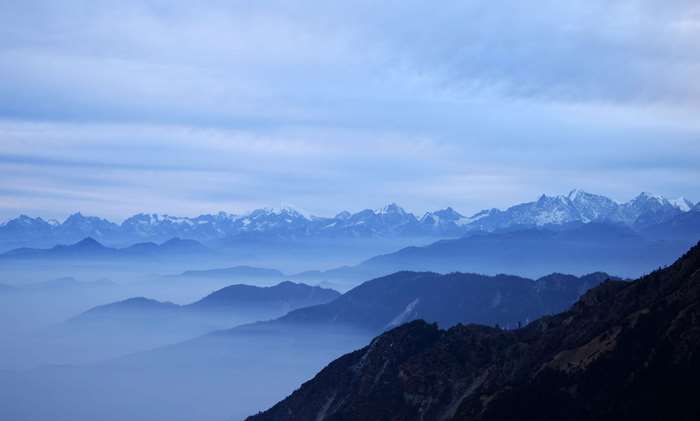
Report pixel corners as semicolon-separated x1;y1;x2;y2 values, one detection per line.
316;203;420;238
418;207;469;236
616;192;687;227
462;190;694;232
60;212;121;240
0;191;695;249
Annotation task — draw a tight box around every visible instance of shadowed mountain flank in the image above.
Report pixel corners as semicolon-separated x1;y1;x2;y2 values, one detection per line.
249;242;700;421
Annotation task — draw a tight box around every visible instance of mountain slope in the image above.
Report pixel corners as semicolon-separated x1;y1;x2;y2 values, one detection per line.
76;297;180;321
317;222;692;280
248;242;700;421
188;281;340;312
72;281;340;325
275;271;614;332
640;210;700;242
1;237;117;259
87;270;610;421
49;281;341;366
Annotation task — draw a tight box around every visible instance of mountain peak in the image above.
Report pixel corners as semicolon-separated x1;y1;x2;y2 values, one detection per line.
64;212;105;224
566;188;596;201
74;237;106;248
635;191;667;203
11;215;47;225
335;210;351;220
377;203;407;215
2;189;696;246
278;205;310;219
429;207;465;221
66;211;84;220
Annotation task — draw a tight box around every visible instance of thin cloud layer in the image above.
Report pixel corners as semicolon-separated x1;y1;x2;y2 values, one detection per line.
0;1;698;220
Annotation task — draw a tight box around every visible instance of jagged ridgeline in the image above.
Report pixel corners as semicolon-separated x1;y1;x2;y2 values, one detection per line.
1;191;696;248
248;241;700;421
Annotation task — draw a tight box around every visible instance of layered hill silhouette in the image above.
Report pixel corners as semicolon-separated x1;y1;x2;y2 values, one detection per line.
248;241;700;421
0;237;210;260
90;269;615;421
2;201;698;285
293;220;698;282
266;271;615;332
71;281;340;328
16;281;342;368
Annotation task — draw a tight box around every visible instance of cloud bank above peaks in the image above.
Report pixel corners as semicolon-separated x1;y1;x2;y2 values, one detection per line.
0;0;699;219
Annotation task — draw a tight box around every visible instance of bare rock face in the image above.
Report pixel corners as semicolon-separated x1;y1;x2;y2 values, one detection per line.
248;242;700;421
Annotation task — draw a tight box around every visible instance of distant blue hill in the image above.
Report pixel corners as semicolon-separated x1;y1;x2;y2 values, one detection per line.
2;202;698;284
291;218;700;282
117;268;619;381
0;237;210;261
69;281;340;328
255;270;617;332
178;266;285;280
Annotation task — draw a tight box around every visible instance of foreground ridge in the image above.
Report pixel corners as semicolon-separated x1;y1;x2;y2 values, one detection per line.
248;241;700;421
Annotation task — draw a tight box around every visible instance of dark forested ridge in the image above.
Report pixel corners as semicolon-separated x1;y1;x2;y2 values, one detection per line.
248;242;700;421
273;271;614;332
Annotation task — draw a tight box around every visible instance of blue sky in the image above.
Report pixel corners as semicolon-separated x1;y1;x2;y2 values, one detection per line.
1;0;699;221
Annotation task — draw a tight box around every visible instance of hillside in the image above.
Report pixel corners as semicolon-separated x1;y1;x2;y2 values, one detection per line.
294;221;695;282
249;241;700;421
275;271;613;331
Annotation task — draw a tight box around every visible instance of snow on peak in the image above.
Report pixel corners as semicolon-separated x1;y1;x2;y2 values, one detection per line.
567;189;580;200
567;189;594;201
161;215;195;225
636;192;667;204
247;205;311;220
671;197;694;212
278;205;312;219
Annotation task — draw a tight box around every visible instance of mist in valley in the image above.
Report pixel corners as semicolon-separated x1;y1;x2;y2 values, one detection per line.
2;0;699;419
0;253;372;421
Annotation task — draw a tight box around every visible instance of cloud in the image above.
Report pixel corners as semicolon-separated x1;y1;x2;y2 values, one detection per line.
2;0;699;124
0;1;698;220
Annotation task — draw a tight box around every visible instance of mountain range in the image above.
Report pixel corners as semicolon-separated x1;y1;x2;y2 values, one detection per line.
69;270;605;346
12;281;343;368
75;280;340;324
292;213;700;282
241;271;615;333
71;281;339;330
0;237;210;261
0;191;695;251
4;207;698;283
86;268;617;420
247;241;700;421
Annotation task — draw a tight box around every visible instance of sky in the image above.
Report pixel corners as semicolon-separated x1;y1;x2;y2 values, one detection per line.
1;0;699;222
